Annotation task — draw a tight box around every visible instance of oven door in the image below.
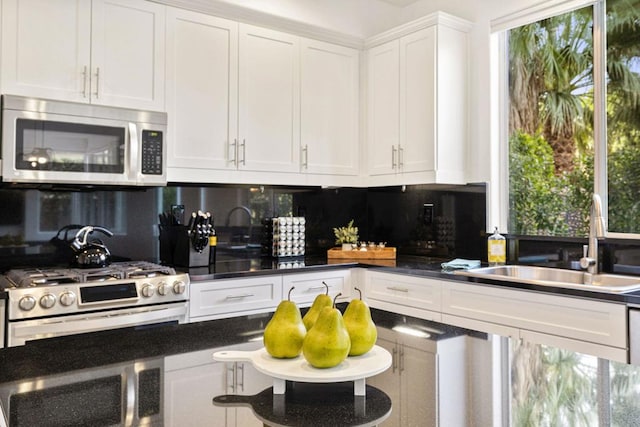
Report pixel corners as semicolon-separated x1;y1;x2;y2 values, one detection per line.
7;302;187;347
0;358;163;427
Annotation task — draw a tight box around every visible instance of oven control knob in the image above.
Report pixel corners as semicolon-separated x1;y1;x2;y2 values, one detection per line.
39;293;57;309
141;284;155;298
157;282;169;296
172;280;186;295
60;291;76;307
19;295;36;311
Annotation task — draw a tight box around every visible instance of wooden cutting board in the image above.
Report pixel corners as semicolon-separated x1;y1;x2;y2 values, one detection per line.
327;247;396;259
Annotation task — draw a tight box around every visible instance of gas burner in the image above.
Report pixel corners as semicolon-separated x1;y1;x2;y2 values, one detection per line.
3;261;176;289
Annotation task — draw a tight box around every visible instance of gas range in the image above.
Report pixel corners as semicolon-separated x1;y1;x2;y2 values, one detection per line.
2;262;190;346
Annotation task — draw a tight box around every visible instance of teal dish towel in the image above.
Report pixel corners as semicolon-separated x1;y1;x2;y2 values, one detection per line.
441;258;481;271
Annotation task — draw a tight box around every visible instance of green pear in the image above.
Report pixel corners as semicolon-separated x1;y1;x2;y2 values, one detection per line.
344;287;377;356
302;281;332;331
302;294;351;368
263;287;306;358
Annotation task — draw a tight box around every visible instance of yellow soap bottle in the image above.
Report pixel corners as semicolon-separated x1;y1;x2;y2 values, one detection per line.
487;227;506;266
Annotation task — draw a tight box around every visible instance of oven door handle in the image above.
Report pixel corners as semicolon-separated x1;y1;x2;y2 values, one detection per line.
9;304;187;346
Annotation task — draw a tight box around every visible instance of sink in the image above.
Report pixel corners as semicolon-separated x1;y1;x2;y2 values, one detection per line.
454;265;640;293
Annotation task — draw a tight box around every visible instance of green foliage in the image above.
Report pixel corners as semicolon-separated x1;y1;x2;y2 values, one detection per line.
333;219;358;245
509;132;572;235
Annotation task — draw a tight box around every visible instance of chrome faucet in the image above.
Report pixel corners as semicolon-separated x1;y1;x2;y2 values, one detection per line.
579;194;606;275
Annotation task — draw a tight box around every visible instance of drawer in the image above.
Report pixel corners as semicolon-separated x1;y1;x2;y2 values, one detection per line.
441;281;627;348
365;271;442;320
282;270;351;305
189;276;283;320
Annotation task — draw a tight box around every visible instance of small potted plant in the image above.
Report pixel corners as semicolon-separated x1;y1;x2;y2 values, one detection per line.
333;220;359;251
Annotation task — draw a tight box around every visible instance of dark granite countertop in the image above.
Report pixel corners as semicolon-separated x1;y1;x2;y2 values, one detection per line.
0;307;478;383
184;254;640;305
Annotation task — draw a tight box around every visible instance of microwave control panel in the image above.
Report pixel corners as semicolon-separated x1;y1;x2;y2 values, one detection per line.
141;130;163;175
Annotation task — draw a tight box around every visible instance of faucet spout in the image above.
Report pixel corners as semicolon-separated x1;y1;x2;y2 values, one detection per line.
580;194;606;275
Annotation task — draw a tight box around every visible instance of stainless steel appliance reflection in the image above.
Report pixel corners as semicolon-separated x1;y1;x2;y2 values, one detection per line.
0;357;163;426
1;261;189;347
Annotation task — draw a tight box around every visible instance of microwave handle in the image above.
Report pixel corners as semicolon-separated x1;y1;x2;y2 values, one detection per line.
128;122;139;183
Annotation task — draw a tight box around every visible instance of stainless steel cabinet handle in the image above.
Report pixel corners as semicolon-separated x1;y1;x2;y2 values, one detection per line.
307;285;329;291
399;344;405;373
238;363;245;392
302;145;309;169
386;286;409;292
240;139;246;165
93;67;100;98
398;145;404;168
82;66;88;98
225;293;255;300
392;145;398;169
392;346;398;373
229;139;238;166
227;364;236;393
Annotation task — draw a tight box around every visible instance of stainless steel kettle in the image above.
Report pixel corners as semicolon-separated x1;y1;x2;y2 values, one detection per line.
70;226;114;268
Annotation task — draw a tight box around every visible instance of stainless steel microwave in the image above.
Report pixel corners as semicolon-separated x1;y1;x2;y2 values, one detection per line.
1;95;167;186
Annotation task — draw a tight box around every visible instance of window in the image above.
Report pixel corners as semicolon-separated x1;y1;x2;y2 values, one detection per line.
505;0;640;238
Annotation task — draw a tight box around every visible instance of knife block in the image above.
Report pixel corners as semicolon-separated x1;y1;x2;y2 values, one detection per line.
159;226;210;267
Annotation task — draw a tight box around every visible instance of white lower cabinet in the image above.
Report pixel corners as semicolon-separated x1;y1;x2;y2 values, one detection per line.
164;341;271;427
365;271;442;321
441;279;628;362
367;326;468;427
189;276;283;321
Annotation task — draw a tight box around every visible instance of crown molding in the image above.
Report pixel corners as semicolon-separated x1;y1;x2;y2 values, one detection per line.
364;11;473;48
152;0;365;49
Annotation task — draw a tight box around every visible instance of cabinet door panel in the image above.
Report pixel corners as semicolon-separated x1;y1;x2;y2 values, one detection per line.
301;39;359;175
166;8;238;170
91;0;165;110
399;27;435;174
164;361;228;426
238;24;299;173
367;40;400;176
1;0;91;102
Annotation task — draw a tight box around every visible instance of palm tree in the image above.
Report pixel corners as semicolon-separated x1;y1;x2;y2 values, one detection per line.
509;7;593;173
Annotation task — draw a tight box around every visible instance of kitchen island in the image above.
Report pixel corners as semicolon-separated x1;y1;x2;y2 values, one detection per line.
0;304;479;426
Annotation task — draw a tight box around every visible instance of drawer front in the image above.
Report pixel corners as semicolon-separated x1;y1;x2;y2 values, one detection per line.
283;270;351;305
441;281;627;348
190;277;283;319
366;272;442;312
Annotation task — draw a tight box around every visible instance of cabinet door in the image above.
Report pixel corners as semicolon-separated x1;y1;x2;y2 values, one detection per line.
367;40;399;177
300;39;359;176
166;8;238;170
238;24;300;173
1;0;91;102
91;0;165;110
367;334;401;426
401;344;436;426
164;358;228;426
399;27;435;174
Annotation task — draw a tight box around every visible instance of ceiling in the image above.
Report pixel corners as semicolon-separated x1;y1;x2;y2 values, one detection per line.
376;0;421;7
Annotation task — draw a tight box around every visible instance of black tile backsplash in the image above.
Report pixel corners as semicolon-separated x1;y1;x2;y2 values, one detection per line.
0;183;487;270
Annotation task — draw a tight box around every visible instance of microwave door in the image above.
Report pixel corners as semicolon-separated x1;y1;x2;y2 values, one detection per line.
2;110;135;186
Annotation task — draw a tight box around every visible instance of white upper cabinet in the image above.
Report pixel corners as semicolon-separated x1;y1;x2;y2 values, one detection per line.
366;15;470;185
1;0;165;111
300;38;359;176
166;8;238;170
367;40;400;176
238;24;300;173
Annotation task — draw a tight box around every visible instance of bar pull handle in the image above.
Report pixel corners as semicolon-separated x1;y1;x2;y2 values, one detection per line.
225;294;255;300
386;286;409;293
392;145;398;169
93;67;100;98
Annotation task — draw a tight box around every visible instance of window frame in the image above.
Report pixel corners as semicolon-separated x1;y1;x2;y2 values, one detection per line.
489;0;640;239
